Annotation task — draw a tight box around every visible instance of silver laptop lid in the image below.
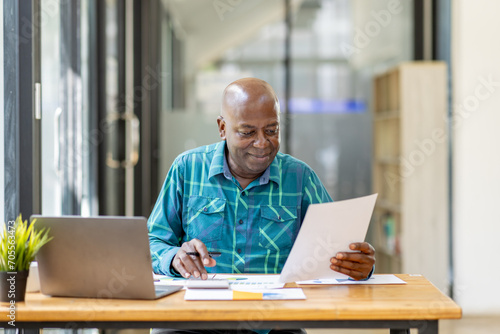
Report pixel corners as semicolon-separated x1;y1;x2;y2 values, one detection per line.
31;215;160;300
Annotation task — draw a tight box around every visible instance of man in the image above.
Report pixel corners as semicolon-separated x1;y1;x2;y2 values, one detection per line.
148;77;375;282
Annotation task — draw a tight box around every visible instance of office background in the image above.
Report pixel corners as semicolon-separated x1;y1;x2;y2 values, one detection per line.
1;0;499;321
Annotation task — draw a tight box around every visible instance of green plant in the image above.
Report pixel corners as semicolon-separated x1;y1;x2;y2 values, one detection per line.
0;214;53;272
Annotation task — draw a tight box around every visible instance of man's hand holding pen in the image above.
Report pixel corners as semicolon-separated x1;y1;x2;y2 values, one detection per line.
173;239;218;279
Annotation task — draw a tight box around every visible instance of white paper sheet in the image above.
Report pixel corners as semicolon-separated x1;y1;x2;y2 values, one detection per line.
279;194;378;283
297;274;406;285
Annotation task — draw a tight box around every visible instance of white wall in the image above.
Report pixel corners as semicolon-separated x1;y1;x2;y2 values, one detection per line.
1;0;5;223
453;0;500;314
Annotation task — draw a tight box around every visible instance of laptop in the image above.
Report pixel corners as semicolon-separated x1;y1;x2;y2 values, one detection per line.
30;215;182;300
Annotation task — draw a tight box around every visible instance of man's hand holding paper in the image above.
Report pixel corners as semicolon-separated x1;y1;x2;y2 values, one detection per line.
331;242;376;280
278;194;378;283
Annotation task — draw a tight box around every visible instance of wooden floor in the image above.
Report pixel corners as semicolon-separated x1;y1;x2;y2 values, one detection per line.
306;316;500;334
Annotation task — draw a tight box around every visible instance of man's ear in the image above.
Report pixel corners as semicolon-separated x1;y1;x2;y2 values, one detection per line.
217;116;226;140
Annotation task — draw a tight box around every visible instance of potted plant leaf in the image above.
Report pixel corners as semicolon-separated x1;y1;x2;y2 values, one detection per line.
0;214;52;302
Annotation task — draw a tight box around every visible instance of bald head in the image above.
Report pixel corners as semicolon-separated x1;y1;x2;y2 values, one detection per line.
216;78;281;188
221;78;280;119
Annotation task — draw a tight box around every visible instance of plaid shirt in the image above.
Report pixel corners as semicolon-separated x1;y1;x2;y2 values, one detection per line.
148;141;332;276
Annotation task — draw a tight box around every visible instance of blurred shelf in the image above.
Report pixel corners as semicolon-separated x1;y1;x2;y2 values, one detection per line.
374;110;400;121
375;157;400;165
376;200;401;214
371;62;449;290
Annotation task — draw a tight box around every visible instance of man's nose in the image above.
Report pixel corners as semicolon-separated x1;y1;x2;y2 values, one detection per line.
253;131;268;148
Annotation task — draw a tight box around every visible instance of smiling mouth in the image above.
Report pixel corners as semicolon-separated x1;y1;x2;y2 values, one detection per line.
249;153;270;160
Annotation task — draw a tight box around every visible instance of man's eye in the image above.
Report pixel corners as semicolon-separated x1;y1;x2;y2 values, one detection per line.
266;129;278;135
240;131;254;136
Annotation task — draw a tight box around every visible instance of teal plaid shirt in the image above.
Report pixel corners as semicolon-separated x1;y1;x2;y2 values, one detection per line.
148;141;332;276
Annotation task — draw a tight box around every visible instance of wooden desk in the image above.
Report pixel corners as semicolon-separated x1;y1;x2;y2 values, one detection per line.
0;275;461;334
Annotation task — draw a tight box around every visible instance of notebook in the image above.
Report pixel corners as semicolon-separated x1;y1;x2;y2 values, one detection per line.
30;215;182;300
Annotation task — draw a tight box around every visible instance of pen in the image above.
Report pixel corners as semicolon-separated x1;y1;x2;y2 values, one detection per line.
186;251;222;258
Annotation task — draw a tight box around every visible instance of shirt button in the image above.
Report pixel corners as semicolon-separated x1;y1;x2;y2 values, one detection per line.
241;192;246;196
203;207;207;212
237;249;242;254
239;219;243;225
278;215;281;220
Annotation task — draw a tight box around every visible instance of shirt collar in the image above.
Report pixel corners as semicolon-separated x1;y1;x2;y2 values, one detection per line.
208;141;281;187
208;141;226;180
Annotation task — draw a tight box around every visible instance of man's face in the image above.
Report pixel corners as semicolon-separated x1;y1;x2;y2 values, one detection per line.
218;101;280;181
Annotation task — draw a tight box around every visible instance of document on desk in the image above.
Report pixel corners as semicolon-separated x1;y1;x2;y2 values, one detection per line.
279;193;378;283
296;274;407;285
153;274;285;290
213;274;284;290
184;288;306;301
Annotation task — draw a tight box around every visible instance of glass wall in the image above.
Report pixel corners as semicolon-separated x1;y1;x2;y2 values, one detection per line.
39;0;163;217
40;0;96;216
40;0;62;215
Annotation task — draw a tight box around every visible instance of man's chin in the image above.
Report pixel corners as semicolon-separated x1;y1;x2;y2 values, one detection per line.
245;161;271;175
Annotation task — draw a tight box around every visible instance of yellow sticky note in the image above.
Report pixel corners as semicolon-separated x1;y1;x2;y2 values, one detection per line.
232;290;264;300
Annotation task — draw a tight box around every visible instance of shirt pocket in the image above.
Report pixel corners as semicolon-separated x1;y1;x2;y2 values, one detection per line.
186;196;226;243
259;205;298;251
